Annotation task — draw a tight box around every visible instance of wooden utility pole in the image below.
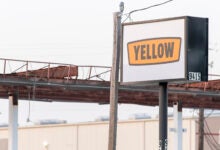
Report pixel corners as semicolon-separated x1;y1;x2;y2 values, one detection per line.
108;12;120;150
108;2;123;150
198;108;204;150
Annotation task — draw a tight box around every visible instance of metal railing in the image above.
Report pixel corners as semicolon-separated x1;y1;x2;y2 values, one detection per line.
0;58;111;82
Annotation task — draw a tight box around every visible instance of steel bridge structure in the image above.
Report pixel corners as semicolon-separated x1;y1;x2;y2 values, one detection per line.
0;58;220;109
1;58;220;150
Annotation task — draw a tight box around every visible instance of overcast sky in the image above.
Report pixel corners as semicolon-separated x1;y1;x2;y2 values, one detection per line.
0;0;220;68
0;0;220;124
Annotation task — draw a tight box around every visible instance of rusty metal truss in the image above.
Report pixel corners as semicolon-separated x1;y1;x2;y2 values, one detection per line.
0;58;220;109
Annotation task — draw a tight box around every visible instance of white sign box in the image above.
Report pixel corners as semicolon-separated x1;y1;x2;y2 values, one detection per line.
121;16;208;84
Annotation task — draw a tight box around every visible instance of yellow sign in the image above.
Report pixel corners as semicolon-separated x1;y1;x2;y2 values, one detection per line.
127;38;181;65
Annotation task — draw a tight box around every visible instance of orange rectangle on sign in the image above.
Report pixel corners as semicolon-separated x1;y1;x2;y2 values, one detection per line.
127;38;181;65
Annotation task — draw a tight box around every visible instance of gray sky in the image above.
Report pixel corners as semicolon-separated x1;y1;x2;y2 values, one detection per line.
0;0;220;124
1;0;220;67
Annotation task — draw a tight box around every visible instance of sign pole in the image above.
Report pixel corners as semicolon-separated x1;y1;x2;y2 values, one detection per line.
159;82;168;150
108;2;123;150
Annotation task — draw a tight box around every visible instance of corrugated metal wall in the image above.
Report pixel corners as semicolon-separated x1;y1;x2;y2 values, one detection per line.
0;117;219;150
0;138;8;150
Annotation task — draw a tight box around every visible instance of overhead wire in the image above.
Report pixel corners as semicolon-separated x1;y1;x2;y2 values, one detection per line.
205;134;216;150
122;0;174;23
204;119;220;149
201;79;220;149
204;109;215;119
204;127;219;150
194;109;220;149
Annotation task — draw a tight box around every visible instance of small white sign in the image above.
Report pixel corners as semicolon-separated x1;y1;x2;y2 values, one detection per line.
188;72;201;81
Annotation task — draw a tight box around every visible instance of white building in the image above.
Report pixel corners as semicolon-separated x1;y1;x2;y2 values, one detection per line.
0;116;219;150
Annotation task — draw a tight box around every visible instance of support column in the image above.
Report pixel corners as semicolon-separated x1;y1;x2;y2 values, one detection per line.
8;92;18;150
173;101;182;150
159;82;168;150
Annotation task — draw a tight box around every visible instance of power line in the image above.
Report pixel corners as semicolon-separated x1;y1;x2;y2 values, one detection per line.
205;134;216;150
194;111;220;149
123;0;174;22
204;119;220;149
204;109;214;118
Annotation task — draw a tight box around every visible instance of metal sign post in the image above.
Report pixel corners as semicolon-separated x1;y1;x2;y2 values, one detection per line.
159;82;168;150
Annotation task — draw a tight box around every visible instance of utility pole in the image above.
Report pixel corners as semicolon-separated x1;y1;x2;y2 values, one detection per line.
108;2;123;150
198;108;204;150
